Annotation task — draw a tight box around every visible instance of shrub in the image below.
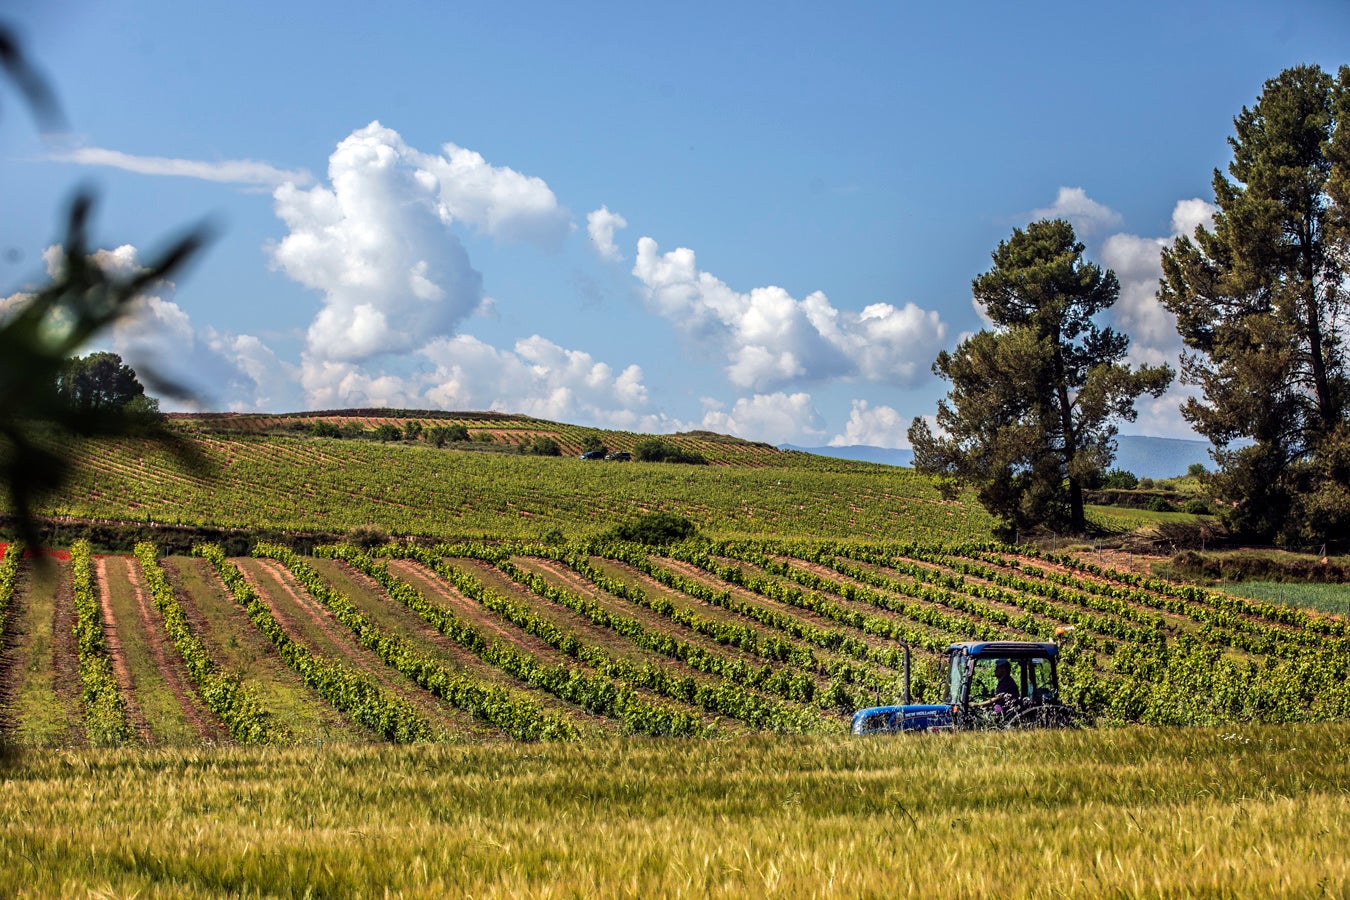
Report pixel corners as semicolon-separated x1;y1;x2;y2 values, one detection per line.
310;420;341;439
608;512;698;545
346;525;390;550
1183;498;1212;515
581;433;608;457
1187;462;1209;478
1145;497;1173;513
634;437;707;465
1102;468;1139;490
446;424;471;442
404;421;423;441
373;424;402;442
520;435;561;456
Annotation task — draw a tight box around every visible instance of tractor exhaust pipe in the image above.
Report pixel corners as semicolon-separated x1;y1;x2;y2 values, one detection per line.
902;644;911;705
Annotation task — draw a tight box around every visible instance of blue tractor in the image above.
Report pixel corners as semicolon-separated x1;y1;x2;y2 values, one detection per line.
851;641;1080;734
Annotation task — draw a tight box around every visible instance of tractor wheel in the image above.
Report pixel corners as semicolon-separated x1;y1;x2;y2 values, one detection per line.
1002;704;1083;730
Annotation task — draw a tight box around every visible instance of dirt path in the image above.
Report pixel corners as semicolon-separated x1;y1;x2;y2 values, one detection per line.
118;556;218;742
654;555;913;659
778;554;1050;638
515;556;802;679
93;556;151;742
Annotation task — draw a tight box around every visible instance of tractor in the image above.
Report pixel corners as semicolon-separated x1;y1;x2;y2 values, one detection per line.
850;641;1081;734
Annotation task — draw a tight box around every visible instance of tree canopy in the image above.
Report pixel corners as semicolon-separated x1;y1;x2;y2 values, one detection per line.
1159;64;1350;545
910;219;1172;538
1;25;209;545
56;352;158;416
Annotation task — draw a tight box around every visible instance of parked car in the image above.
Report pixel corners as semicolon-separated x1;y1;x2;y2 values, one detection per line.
579;450;605;460
605;451;632;461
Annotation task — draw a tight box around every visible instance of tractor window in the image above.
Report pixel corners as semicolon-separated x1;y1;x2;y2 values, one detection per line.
969;658;1005;701
946;656;964;703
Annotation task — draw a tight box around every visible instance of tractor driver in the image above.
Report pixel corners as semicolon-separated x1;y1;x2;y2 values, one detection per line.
975;659;1020;709
993;659;1019;700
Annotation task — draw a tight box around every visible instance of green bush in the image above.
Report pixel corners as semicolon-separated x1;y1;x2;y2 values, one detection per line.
1102;468;1139;490
310;420;341;439
608;512;698;545
519;436;561;456
1183;498;1212;515
373;424;402;442
1145;497;1173;513
634;438;707;465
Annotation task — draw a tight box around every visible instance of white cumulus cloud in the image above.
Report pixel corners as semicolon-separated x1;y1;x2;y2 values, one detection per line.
632;237;945;391
1031;186;1123;235
699;392;826;445
297;333;667;431
828;399;911;448
587;205;628;261
271;122;572;368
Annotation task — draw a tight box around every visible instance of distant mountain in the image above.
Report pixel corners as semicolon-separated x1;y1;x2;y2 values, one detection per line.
779;444;914;467
781;435;1213;481
1112;435;1212;481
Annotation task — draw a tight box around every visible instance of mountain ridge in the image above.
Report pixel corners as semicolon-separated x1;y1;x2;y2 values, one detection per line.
781;434;1213;481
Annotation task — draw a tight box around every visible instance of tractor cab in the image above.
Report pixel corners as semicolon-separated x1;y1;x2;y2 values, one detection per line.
851;641;1074;734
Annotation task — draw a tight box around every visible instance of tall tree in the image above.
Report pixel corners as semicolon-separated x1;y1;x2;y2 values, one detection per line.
910;219;1172;538
1;23;209;546
56;352;158;415
1159;64;1350;545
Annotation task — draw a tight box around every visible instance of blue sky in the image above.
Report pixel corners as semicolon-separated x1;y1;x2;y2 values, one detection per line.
2;0;1346;446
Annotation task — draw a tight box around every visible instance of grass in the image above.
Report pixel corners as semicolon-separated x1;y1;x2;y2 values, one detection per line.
1221;580;1350;616
0;725;1346;897
6;560;79;747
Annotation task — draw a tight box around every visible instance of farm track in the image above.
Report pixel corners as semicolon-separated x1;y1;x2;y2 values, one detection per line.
389;557;718;728
775;554;1047;641
523;555;844;693
518;556;805;675
236;558;481;740
714;552;990;641
460;557;754;679
654;555;943;656
104;555;218;744
48;560;86;745
91;556;150;742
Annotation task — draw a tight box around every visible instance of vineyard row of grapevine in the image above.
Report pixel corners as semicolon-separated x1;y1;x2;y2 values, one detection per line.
0;536;1344;747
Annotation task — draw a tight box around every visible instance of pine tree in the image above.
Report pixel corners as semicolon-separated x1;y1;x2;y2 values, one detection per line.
1159;65;1350;545
910;219;1172;538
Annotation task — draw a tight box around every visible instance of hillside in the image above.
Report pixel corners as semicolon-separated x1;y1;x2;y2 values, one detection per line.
1;409;1347;753
13;411;981;545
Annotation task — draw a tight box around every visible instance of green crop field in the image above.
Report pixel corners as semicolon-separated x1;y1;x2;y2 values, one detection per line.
1;412;1346;895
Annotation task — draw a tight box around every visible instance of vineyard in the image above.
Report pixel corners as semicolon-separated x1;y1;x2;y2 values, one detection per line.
3;527;1345;748
12;419;985;544
2;415;1348;896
